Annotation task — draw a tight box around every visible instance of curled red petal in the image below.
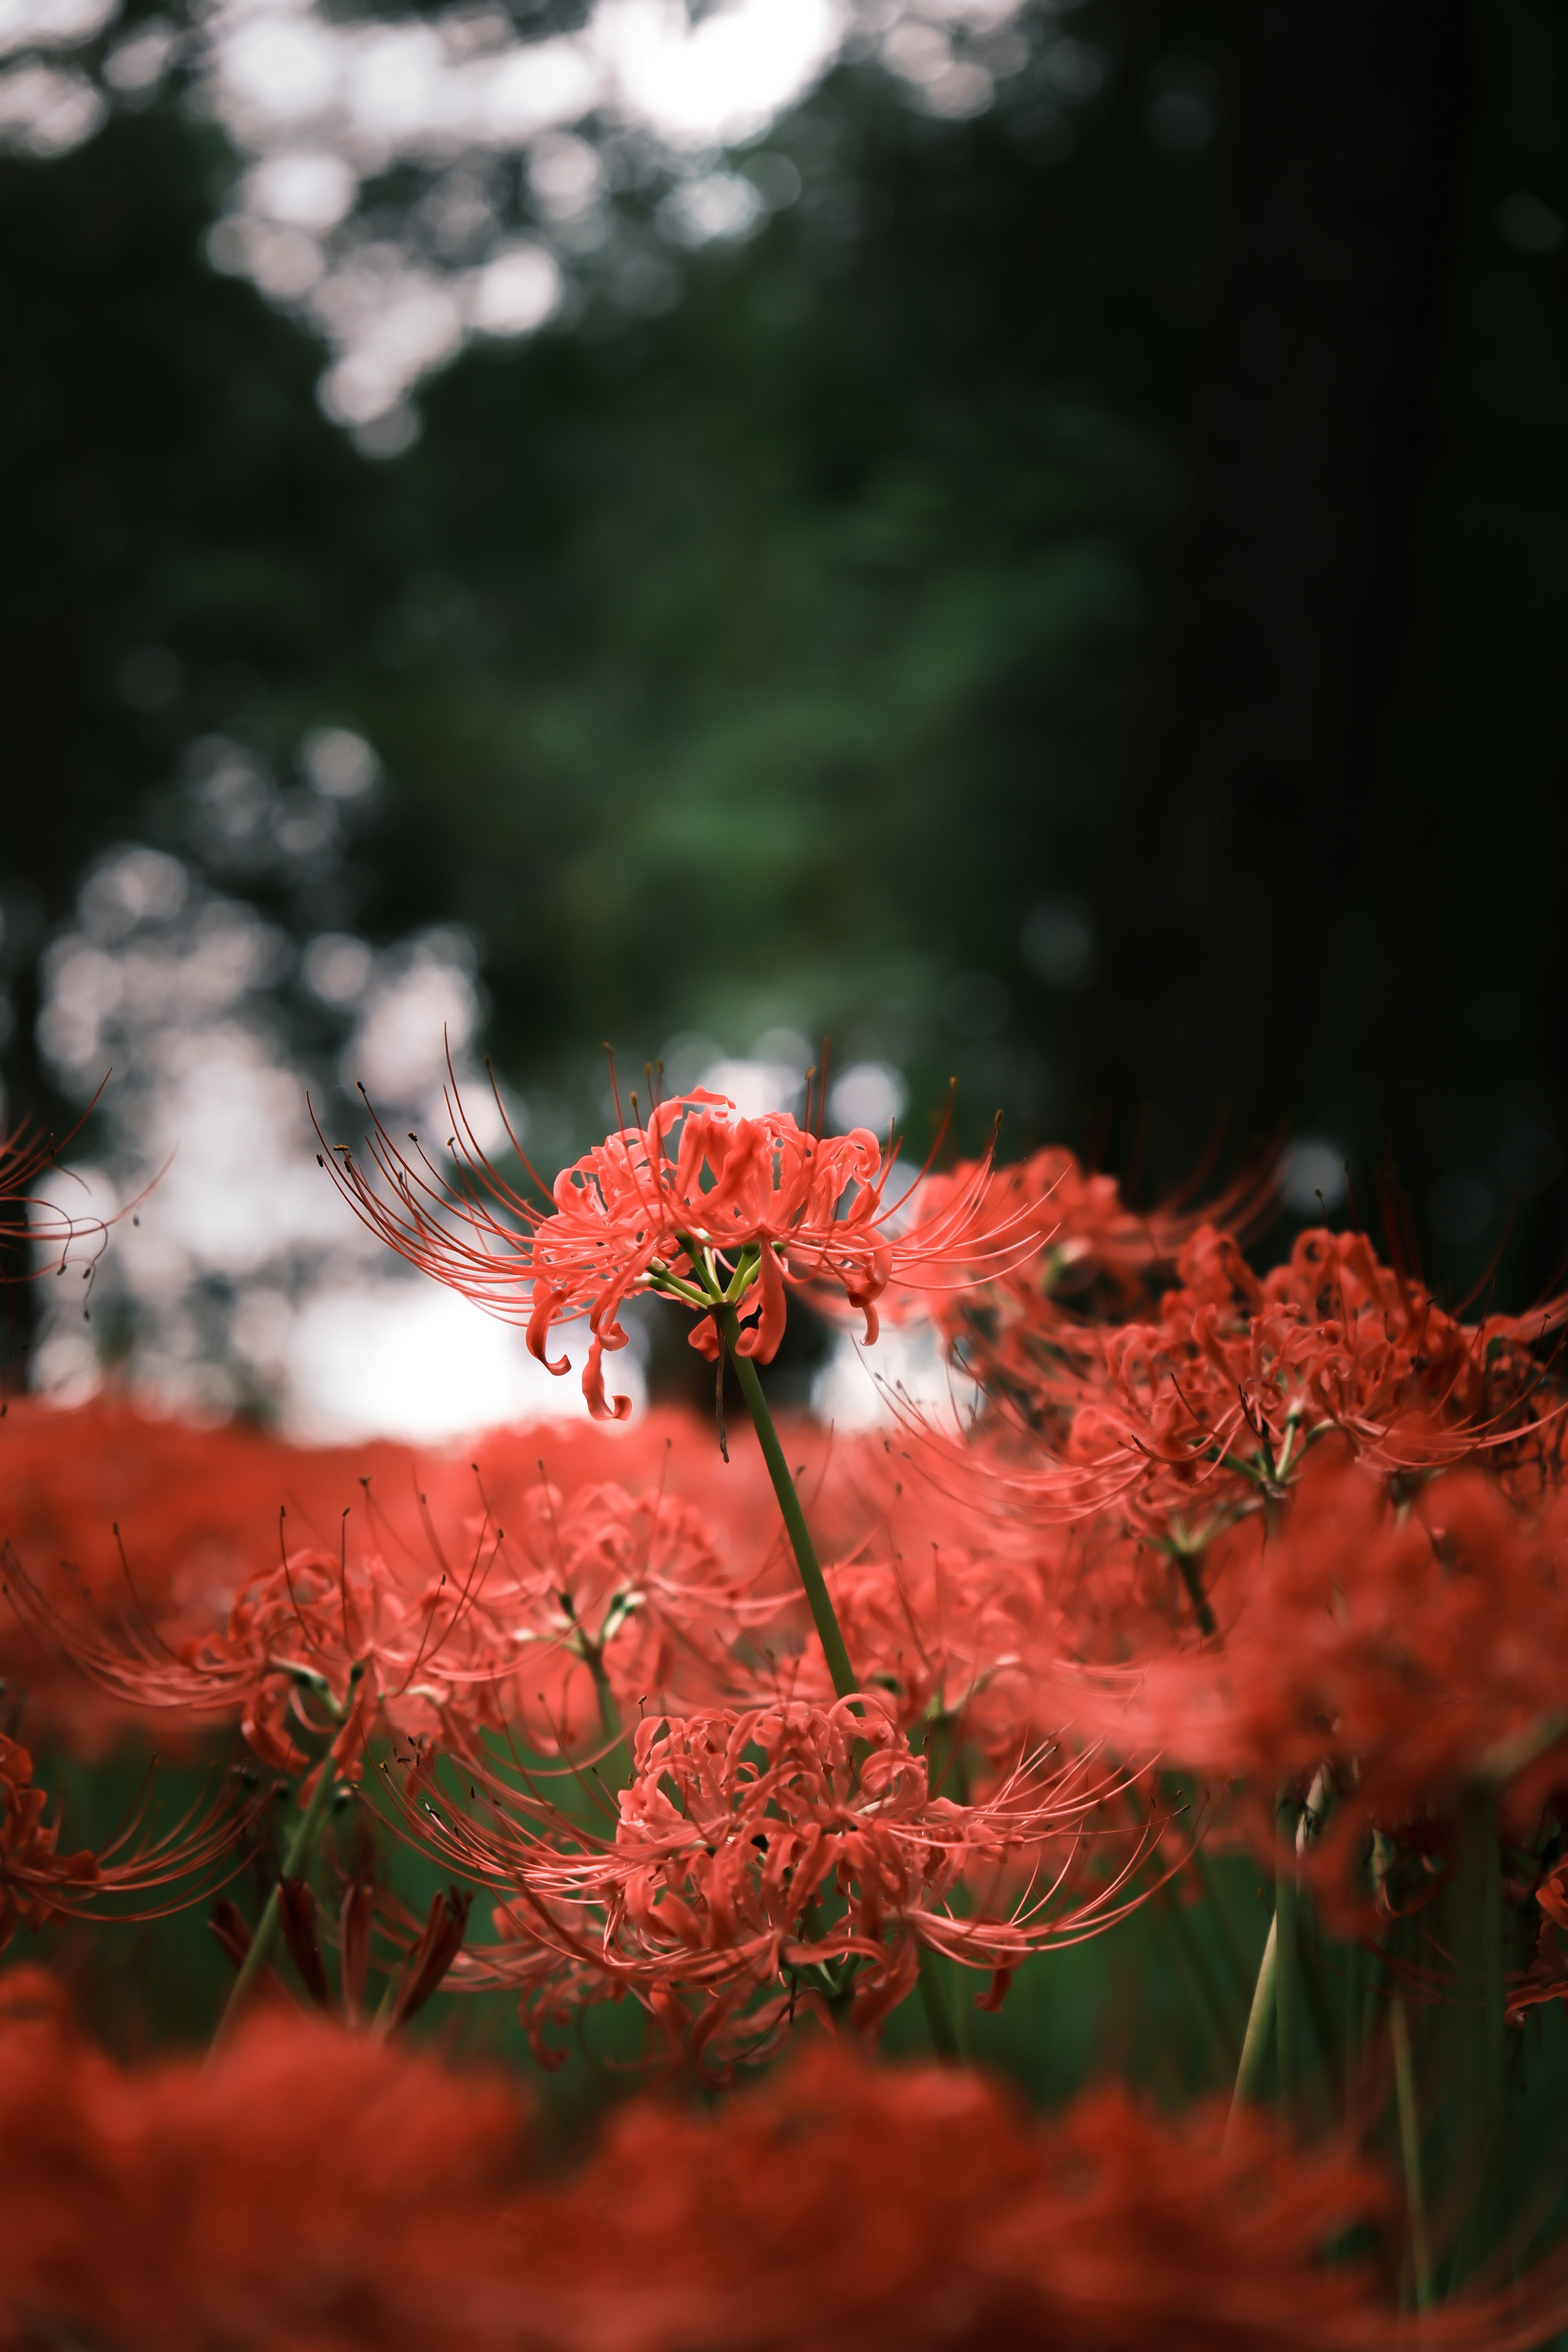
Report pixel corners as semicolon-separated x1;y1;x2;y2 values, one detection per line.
734;1242;788;1364
582;1337;633;1423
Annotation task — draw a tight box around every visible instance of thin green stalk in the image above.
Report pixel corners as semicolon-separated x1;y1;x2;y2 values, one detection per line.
586;1647;623;1745
1390;1997;1434;2312
1281;1766;1333;2112
1275;1789;1301;2105
581;1641;630;1792
1225;1910;1278;2147
213;1752;341;2045
715;1300;857;1702
1173;1549;1217;1638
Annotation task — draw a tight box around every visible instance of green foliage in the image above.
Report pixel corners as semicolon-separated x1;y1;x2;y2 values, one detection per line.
1;0;1567;1286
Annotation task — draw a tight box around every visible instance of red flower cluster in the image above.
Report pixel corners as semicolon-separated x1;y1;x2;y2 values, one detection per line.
322;1083;1018;1418
3;1438;824;1775
919;1213;1567;1531
902;1141;1275;1387
0;1396;851;1753
0;1732;241;1953
421;1695;1150;2071
9;1974;1568;2352
0;1395;439;1752
16;1093;1568;2094
0;1966;1486;2352
881;1156;1568;1928
0;1966;528;2352
6;1536;510;1777
1060;1444;1568;1919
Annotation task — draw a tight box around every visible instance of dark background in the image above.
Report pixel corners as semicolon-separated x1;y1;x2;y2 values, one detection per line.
4;0;1567;1367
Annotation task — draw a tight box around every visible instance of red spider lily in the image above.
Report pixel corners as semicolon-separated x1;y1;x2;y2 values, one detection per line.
899;1140;1277;1383
7;1983;1565;2352
487;1476;807;1751
0;1395;820;1752
402;1694;1164;2074
0;1732;246;1952
3;1536;515;1779
899;1220;1568;1552
1061;1444;1568;1924
0;1394;926;1758
782;1539;1067;1769
0;1395;428;1752
1062;1224;1567;1523
4;1462;806;1773
0;1101;120;1278
319;1079;1023;1420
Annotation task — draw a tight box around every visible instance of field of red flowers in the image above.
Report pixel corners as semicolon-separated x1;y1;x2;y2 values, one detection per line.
6;1083;1568;2349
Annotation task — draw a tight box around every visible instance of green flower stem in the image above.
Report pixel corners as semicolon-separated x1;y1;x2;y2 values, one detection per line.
1274;1789;1301;2105
1225;1910;1278;2145
1390;1995;1434;2312
575;1632;621;1741
213;1750;341;2047
582;1643;630;1793
1173;1550;1218;1638
713;1300;858;1703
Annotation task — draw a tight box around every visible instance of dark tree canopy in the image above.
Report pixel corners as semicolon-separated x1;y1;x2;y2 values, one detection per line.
2;0;1567;1342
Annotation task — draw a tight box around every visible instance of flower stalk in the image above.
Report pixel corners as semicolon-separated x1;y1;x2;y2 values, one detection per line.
710;1290;858;1704
1225;1911;1278;2145
1274;1797;1301;2103
1390;1995;1434;2312
212;1748;342;2045
212;1659;366;2045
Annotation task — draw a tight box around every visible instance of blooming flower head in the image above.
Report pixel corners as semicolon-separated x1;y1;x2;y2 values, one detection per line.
1070;1222;1566;1533
410;1695;1159;2074
0;1732;243;1953
783;1540;1066;1769
897;1141;1278;1398
1067;1443;1568;1924
322;1081;1018;1420
0;1394;824;1754
490;1479;793;1752
4;1538;514;1781
0;1734;100;1949
941;1219;1568;1538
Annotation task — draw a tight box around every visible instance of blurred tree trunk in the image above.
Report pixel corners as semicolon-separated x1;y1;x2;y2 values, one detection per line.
1094;0;1475;1178
0;886;71;1392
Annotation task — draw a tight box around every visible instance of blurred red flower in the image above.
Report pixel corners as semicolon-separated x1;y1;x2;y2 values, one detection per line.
1063;1444;1568;1921
0;1733;242;1953
5;1975;1559;2352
